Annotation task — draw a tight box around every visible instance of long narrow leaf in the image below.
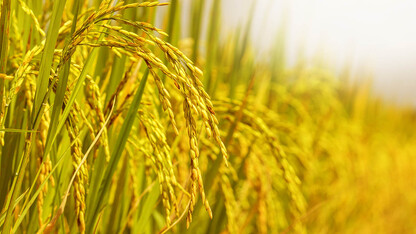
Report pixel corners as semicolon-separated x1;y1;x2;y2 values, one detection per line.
86;69;149;232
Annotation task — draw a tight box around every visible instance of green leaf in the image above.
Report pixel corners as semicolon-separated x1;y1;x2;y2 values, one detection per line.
0;0;13;211
136;182;160;231
32;0;67;125
86;69;149;233
44;0;81;166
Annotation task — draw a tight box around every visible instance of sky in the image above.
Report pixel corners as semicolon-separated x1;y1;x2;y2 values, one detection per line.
218;0;416;106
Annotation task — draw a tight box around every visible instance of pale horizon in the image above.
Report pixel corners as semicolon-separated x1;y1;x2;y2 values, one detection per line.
216;0;416;107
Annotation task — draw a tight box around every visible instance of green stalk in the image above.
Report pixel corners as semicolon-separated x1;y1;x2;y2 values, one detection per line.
0;0;11;103
191;0;205;63
31;0;67;125
229;1;255;99
135;182;159;231
166;0;179;44
0;0;11;68
204;0;221;94
0;0;12;210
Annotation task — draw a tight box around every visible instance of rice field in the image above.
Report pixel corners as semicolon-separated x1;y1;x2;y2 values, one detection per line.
0;0;415;233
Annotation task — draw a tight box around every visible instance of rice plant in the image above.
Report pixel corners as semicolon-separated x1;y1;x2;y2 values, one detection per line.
1;0;415;233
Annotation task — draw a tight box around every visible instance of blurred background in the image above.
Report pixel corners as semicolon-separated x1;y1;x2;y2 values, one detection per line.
152;0;416;233
177;0;416;106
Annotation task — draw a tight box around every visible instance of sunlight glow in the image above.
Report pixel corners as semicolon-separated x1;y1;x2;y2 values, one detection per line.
222;0;416;105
